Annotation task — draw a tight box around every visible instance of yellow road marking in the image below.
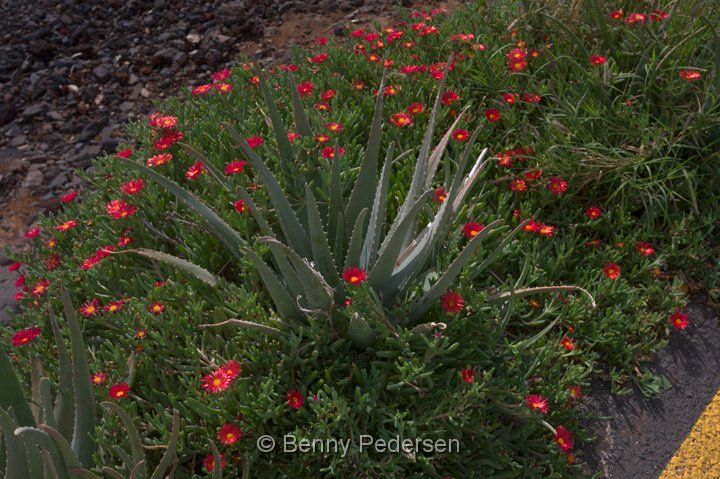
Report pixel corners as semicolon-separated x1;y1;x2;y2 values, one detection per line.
659;388;720;478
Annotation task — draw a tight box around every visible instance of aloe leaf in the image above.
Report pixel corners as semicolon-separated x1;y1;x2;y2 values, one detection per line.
511;317;561;353
332;212;345;272
198;319;286;339
304;184;340;284
15;426;70;479
254;65;295;167
360;144;393;271
111;445;135;473
244;247;305;322
0;408;29;479
0;348;35;428
450;148;489;215
30;358;43;425
486;286;597;308
149;410;180;479
128;461;147;479
328;135;344;245
209;441;223;479
39;425;82;468
287;74;312;136
367;190;434;291
344;208;369;270
68;469;102;479
102;467;126;479
178;143;233;192
117;156;246;260
425;105;471;190
48;309;74;441
223;123;311;258
400;54;453;221
60;283;95;469
347;313;375;349
258;237;333;313
408;219;504;321
345;69;387;233
39;378;57;431
101;402;146;479
468;220;528;282
122;248;218;287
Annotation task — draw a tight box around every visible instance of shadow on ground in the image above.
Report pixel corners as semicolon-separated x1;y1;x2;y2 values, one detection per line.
583;299;720;478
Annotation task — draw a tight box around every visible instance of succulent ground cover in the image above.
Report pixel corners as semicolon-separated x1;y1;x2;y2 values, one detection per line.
2;0;720;477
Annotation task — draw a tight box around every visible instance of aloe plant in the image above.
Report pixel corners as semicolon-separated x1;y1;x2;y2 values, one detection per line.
117;56;592;347
0;284;182;478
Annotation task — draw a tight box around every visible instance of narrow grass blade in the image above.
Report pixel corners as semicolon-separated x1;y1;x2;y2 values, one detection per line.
122;248;218;287
101;402;147;479
60;282;96;469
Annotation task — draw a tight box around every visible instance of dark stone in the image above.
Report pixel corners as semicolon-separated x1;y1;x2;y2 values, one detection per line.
0;104;17;127
78;119;108;143
28;39;56;60
21;103;48;119
92;65;111;82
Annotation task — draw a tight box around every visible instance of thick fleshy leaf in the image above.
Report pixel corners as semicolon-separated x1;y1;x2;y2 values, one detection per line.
0;408;29;479
347;313;375;349
122;248;219;287
60;283;96;469
39;378;57;431
0;348;35;428
101;402;146;479
209;441;223;479
345;70;387;233
288;74;313;136
304;184;340;284
14;426;70;479
223;123;311;258
253;64;296;171
49;310;74;441
149;410;180;479
344;208;368;270
360;144;394;271
408;219;504;321
40;425;82;468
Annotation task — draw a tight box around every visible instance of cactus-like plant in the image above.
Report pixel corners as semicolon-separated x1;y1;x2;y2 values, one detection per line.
0;284;185;479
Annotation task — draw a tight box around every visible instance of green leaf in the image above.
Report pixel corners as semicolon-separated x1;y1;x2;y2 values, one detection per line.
360;144;394;271
486;286;597;308
344;208;369;270
223;122;311;258
408;219;504;321
49;310;74;441
60;283;96;469
328;138;344;258
101;402;146;479
15;426;70;479
40;424;82;468
102;468;125;479
117;156;246;260
209;441;223;479
39;378;57;431
198;319;286;339
122;248;219;286
346;70;387;232
304;184;340;285
288;74;313;136
347;313;375;349
0;407;30;479
254;64;295;168
149;410;180;479
0;347;35;428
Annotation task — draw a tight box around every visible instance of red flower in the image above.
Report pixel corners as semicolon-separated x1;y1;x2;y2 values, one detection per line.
507;59;527;72
342;267;367;285
561;337;575;351
554;425;573;452
538;224;555;237
108;383;131;400
91;372;108;386
25;227;41;238
650;10;668;21
625;13;647;24
315;134;331;144
547;176;567;195
462;222;484;239
635;241;654;256
219;360;242;380
202;370;232;394
320;89;336;101
287;132;300;142
45;254;61;271
461;368;475;384
120;179;145;195
506;48;525;61
59;191;79;203
567;384;583;401
11;326;42;346
148;302;165;314
389;112;413;127
585;206;602;219
192;84;213;96
602;263;620;280
679;70;702;81
452;129;469;142
106;199;137;219
609;10;623;20
502;93;519;104
79;299;100;318
524;170;542;181
433;187;447;203
325;122;344;133
669;310;689;330
287;390;304;410
523;220;541;233
484;108;500;122
217;423;243;445
118;235;132;247
116;148;133;158
234;199;248;213
522;93;541;103
321;146;345;159
590;55;607;65
185;162;206;180
525;394;549;414
308;52;328;63
225;161;246;175
351;80;366;90
104;300;126;313
15;275;25;287
8;262;21;272
405;102;425;115
56;220;78;232
147;153;172;168
246;136;264;149
510;179;527;192
212;69;230;81
441;91;460;106
203;453;226;472
31;279;50;297
441;291;464;314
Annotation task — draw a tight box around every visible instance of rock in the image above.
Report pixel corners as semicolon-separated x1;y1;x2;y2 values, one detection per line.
5;124;23;138
0;104;17;127
21;165;44;190
151;47;178;67
46;111;64;121
78;119;108;142
8;135;27;147
73;144;101;168
21;103;48;119
92;65;111;82
28;39;56;60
